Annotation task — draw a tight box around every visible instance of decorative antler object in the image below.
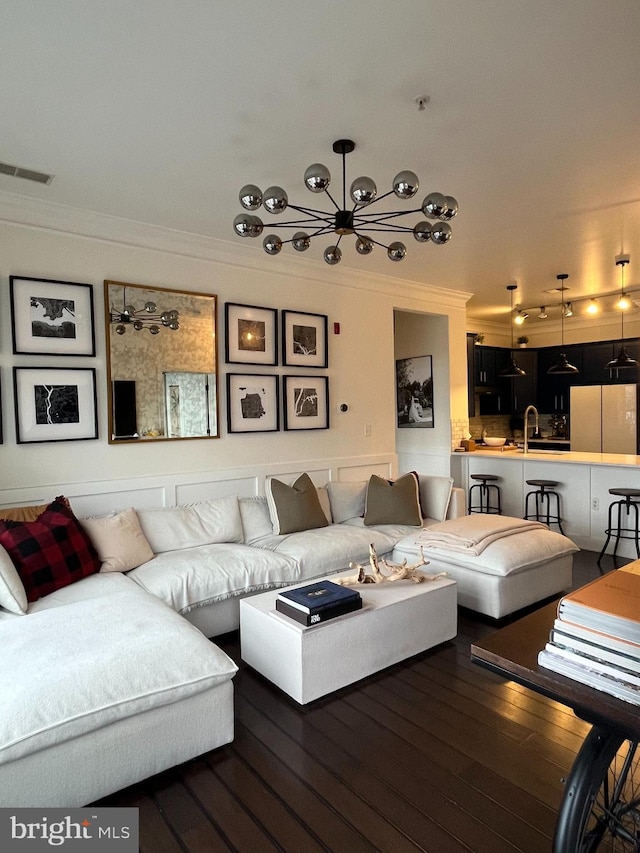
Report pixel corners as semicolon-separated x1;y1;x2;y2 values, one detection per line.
335;544;448;586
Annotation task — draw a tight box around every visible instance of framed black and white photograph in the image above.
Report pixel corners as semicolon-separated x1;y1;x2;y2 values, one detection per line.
227;373;279;433
225;302;278;365
13;367;98;444
282;310;328;368
10;276;96;356
396;354;434;428
283;375;329;431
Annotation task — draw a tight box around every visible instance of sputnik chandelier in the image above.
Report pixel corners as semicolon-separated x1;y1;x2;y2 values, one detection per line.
109;287;179;335
233;139;459;265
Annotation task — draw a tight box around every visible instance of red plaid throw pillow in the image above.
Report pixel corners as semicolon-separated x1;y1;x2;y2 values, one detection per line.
0;497;101;602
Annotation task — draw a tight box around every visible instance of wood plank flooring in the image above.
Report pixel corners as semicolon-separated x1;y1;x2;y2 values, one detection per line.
97;550;624;852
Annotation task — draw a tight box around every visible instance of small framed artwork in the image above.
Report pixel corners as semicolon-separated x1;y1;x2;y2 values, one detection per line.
225;302;278;365
10;276;96;356
227;373;279;433
283;375;329;431
282;310;328;368
396;354;434;428
14;367;98;444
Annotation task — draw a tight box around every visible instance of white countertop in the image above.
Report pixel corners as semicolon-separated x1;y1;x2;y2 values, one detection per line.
452;448;640;466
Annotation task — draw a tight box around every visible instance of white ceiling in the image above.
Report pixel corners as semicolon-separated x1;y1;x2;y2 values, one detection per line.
2;0;640;325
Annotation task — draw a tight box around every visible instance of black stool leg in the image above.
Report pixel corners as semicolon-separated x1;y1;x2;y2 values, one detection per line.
597;500;616;566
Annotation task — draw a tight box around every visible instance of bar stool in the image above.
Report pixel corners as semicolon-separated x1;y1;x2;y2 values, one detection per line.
468;474;502;515
524;479;564;534
597;488;640;567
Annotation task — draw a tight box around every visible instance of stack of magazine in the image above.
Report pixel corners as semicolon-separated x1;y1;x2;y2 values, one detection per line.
538;565;640;704
275;580;362;627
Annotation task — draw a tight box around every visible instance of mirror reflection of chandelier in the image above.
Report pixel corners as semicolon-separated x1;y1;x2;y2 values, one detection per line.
233;139;459;265
110;287;180;335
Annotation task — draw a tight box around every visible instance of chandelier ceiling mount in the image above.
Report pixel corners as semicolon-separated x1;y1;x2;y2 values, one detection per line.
233;139;458;265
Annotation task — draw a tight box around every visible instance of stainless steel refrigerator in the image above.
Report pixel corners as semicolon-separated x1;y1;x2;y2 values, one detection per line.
570;384;638;453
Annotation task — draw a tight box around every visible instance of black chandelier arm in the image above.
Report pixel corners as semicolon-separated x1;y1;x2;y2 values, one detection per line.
286;203;336;218
354;207;424;221
280;226;336;245
323;189;341;213
353;231;393;251
353;225;417;234
353;188;397;209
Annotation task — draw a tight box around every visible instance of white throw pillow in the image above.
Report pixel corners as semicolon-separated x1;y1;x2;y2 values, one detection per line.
80;508;154;573
327;481;367;524
0;543;28;614
238;497;274;544
137;496;244;553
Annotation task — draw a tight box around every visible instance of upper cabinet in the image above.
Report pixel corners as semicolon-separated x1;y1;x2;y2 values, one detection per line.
536;345;583;413
509;349;537;413
473;345;510;387
581;339;640;385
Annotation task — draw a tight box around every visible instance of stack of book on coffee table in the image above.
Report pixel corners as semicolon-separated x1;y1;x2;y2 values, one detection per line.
538;565;640;704
275;580;362;627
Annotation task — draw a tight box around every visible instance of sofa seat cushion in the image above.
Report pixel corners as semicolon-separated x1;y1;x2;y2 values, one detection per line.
127;543;300;614
249;522;409;579
0;589;238;766
393;522;578;578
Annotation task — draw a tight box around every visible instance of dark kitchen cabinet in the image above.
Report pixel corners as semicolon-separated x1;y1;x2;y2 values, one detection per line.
537;345;583;413
474;345;510;387
581;339;640;384
467;334;476;415
508;349;537;413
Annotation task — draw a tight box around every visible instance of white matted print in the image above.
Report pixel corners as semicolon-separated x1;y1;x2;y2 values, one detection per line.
225;302;278;365
14;367;98;443
283;375;329;431
10;276;96;356
282;310;328;367
227;373;279;433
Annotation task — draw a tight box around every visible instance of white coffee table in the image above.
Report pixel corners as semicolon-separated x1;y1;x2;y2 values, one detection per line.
240;572;457;704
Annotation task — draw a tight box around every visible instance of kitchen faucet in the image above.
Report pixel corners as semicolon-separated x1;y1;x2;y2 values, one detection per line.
523;405;540;454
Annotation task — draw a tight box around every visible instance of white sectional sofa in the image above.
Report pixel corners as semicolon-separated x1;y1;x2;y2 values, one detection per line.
0;473;462;807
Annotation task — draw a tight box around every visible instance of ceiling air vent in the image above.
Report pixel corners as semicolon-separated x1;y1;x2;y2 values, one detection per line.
0;161;54;185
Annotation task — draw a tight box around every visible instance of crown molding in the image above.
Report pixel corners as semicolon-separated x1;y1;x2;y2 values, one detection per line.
0;189;472;309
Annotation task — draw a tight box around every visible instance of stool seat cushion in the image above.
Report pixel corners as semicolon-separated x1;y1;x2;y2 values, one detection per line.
609;488;640;498
470;474;499;482
526;480;559;488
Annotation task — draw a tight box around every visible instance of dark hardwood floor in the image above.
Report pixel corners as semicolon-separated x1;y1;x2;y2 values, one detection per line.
98;550;626;852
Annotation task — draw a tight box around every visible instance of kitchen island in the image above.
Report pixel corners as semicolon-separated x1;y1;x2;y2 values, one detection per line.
450;448;640;557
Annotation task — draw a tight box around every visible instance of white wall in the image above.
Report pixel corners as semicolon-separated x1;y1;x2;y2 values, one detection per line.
0;197;470;494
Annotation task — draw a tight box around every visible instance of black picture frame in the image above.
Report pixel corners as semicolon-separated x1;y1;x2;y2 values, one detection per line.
396;355;434;428
225;302;278;365
283;375;329;431
13;366;99;444
282;309;328;368
10;276;96;356
226;373;280;433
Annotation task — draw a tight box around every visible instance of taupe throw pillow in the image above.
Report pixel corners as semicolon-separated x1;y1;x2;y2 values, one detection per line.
363;473;422;527
266;473;329;535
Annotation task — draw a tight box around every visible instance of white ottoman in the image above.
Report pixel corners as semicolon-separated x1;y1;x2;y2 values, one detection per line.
240;571;457;704
392;515;579;619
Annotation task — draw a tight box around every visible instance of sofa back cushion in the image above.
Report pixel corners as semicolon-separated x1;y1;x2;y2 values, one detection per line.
327;481;367;524
265;473;329;535
80;508;154;572
0;498;101;602
363;473;422;527
0;544;28;614
417;475;454;522
136;497;243;553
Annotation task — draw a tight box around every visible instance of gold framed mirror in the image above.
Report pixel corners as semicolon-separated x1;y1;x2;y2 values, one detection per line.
104;280;218;442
